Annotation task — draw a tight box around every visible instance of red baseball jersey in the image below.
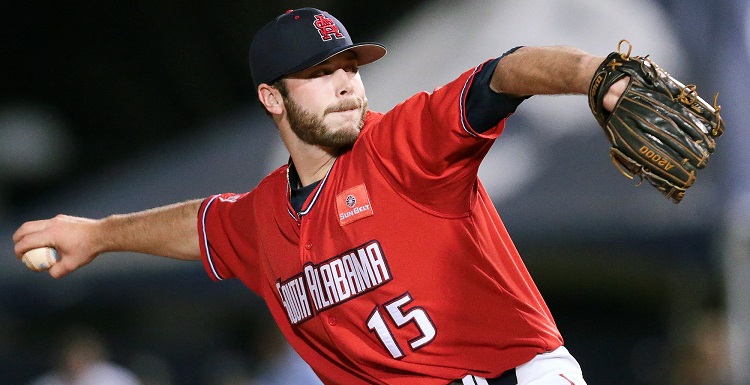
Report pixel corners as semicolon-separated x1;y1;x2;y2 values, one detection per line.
198;62;563;384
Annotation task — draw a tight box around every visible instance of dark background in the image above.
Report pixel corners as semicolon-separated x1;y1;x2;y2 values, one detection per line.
1;1;424;210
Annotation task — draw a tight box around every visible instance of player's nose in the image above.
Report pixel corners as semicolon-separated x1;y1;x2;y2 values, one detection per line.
332;68;354;96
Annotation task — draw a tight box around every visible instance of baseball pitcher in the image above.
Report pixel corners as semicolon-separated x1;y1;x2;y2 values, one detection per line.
13;7;723;385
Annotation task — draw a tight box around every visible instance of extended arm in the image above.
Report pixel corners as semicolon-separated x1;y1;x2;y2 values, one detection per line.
13;199;203;278
491;46;624;111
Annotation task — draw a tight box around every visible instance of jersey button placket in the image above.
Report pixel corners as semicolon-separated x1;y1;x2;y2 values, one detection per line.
299;215;314;263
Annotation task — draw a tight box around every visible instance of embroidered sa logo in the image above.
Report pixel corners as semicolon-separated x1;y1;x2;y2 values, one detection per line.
313;14;344;41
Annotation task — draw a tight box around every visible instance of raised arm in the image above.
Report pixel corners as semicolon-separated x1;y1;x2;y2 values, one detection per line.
493;43;724;203
491;46;625;111
12;199;203;278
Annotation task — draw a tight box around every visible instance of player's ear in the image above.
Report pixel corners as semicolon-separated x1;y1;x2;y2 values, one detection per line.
258;84;284;116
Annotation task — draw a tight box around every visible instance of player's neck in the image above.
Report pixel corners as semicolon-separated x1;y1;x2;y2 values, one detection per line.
287;146;336;188
278;122;338;187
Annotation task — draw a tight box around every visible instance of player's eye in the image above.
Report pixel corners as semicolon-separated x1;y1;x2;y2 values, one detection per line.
305;63;357;79
309;68;333;78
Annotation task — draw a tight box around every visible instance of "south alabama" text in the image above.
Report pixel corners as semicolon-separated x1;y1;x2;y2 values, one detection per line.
275;240;392;325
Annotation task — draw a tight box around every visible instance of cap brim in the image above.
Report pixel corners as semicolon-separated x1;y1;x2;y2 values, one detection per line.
346;43;387;66
287;43;387;77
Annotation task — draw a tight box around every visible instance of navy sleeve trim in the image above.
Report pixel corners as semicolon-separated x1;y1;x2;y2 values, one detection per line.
465;46;531;134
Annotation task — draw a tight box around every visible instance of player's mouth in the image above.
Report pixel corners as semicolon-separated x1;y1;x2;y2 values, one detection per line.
326;99;363;115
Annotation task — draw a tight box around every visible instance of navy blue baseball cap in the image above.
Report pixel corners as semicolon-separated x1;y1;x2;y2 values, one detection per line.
249;8;387;89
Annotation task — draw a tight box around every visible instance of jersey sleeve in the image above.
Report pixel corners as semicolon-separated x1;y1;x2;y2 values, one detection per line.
465;55;530;133
198;192;263;293
362;60;512;215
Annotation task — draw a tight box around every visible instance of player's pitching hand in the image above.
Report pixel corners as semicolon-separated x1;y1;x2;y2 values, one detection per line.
603;78;628;112
13;215;103;279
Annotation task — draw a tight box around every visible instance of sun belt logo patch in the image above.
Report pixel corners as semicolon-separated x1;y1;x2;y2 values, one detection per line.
336;184;373;226
313;14;344;41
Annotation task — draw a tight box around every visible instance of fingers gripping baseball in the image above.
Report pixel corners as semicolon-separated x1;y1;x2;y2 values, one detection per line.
13;215;101;278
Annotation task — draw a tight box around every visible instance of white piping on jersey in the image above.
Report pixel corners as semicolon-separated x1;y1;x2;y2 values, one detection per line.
286;206;297;221
285;162;296;220
459;64;484;138
287;158;337;218
201;194;224;281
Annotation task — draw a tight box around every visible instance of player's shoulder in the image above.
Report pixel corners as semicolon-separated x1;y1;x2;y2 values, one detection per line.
362;109;383;128
220;165;288;203
212;165;287;207
256;164;289;189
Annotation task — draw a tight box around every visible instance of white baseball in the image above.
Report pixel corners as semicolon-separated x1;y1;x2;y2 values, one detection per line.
22;247;60;272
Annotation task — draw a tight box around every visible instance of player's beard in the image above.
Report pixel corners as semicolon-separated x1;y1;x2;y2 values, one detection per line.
284;95;367;153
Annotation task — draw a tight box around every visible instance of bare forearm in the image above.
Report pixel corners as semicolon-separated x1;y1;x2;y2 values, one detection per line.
13;198;203;278
100;199;203;260
491;46;604;96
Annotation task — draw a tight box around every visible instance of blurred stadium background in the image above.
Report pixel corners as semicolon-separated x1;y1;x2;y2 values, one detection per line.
1;0;748;384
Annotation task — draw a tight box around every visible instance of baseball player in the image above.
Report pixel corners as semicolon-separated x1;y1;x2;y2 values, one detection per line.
14;7;634;385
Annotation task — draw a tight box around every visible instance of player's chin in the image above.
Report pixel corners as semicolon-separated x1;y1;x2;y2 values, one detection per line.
327;116;363;136
320;128;359;152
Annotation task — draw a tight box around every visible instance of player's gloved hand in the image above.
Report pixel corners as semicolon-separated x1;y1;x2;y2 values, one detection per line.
588;40;724;203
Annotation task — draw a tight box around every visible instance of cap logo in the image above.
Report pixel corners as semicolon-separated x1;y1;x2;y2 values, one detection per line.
313;14;344;41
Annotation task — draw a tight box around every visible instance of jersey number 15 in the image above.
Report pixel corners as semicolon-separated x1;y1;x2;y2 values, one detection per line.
366;292;437;359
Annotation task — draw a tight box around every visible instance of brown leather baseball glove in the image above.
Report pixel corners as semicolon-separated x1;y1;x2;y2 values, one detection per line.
589;40;725;203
